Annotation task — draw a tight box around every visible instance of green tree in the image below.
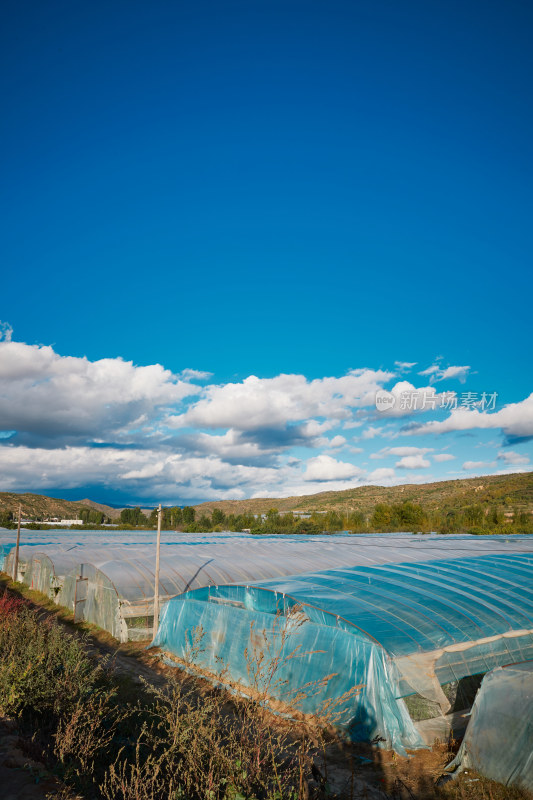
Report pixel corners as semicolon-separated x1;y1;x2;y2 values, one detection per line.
120;507;148;526
463;505;484;527
392;502;428;530
347;511;366;532
211;509;226;526
324;511;343;532
371;503;393;530
170;507;183;527
292;518;322;535
197;515;211;531
0;511;14;528
182;506;195;524
489;506;503;526
79;508;105;525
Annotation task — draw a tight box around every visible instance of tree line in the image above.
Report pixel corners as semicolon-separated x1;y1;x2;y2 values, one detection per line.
117;501;532;535
3;500;529;535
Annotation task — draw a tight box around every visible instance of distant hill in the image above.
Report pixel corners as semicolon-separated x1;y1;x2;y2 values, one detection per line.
1;472;531;524
193;472;533;517
75;498;123;519
0;492;122;521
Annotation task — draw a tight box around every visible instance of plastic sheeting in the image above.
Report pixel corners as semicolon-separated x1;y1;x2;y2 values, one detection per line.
2;531;533;643
152;553;533;752
153;584;423;754
446;664;533;791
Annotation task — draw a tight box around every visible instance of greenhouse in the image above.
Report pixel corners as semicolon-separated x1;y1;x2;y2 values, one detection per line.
2;532;533;646
152;551;533;754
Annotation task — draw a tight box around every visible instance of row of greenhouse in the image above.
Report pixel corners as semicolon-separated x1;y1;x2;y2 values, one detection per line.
1;529;532;789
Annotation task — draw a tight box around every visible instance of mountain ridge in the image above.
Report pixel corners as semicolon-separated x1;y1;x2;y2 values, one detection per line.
192;472;533;517
0;472;531;522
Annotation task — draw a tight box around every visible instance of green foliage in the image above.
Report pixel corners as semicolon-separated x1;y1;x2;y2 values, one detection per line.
225;513;256;532
157;506;183;528
290;518;323;535
324;511;344;531
0;593;104;724
489;505;504;525
211;508;226;526
182;506;196;524
198;514;211;529
161;497;533;536
370;502;429;532
0;510;15;528
371;503;393;529
462;505;484;526
346;511;366;531
79;507;106;524
120;507;149;526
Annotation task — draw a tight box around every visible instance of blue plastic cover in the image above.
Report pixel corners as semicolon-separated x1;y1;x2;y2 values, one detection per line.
153;553;533;753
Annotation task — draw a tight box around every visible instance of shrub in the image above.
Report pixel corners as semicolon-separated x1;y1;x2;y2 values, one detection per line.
0;593;103;720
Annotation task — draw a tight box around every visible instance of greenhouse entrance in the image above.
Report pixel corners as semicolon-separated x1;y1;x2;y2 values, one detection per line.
73;572;88;623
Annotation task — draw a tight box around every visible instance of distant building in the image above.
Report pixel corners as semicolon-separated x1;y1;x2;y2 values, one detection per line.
59;519;84;526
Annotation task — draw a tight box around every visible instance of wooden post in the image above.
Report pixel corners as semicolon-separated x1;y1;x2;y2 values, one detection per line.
12;504;21;582
152;503;162;640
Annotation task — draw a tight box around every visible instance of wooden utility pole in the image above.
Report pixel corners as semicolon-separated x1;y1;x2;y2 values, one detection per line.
13;504;21;582
152;503;162;640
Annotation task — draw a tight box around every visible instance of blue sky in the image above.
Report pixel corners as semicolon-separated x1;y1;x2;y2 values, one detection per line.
0;1;531;505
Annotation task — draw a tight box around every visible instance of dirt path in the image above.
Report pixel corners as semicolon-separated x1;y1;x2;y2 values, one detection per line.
0;577;172;799
0;574;168;682
0;713;80;800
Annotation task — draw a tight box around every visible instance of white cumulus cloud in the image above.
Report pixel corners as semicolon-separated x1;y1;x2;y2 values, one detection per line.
179;368;213;381
303;455;363;482
0;329;529;503
167;369;394;431
330;435;347;447
374;381;449;418
405;394;533;442
418;364;471;383
0;340;199;445
367;467;396;482
394;361;417;372
396;455;431;469
497;450;530;466
462;460;496;471
371;446;433;460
